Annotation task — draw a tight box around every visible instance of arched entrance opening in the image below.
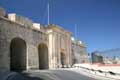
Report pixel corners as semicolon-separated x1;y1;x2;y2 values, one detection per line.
60;52;65;67
10;38;27;71
38;43;48;69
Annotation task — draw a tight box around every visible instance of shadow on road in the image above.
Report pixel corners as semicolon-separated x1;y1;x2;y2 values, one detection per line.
0;71;44;80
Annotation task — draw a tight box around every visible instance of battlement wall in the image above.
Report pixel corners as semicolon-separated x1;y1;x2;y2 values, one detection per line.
8;13;33;27
0;7;47;34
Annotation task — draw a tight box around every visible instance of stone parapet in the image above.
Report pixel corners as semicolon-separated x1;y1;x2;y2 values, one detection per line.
33;23;40;30
8;13;33;27
32;23;47;34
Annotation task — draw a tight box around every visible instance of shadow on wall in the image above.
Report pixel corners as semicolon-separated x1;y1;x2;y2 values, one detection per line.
38;43;48;69
10;38;27;71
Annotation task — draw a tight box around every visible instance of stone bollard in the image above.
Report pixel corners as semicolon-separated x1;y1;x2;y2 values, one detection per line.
0;7;6;17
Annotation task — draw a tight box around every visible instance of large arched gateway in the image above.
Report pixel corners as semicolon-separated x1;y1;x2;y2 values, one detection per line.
10;38;27;71
38;43;48;69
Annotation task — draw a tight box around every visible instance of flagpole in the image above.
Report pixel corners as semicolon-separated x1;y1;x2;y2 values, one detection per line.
48;2;50;25
75;24;77;40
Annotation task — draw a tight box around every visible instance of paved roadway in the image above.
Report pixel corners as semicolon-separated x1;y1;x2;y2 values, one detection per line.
23;70;98;80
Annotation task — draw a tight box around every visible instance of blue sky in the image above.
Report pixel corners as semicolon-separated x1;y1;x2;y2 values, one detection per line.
0;0;120;53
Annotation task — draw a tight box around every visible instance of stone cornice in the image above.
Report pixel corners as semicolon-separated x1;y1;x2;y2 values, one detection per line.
46;24;72;35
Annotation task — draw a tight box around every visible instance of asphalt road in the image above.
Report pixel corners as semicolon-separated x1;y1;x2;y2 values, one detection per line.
0;69;99;80
49;70;97;80
22;70;98;80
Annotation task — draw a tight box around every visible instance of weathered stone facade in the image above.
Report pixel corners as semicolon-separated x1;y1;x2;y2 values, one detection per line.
47;25;72;68
71;38;88;64
0;8;88;72
0;11;48;71
0;8;73;72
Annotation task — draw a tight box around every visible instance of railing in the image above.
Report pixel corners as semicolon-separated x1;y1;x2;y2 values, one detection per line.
73;66;120;80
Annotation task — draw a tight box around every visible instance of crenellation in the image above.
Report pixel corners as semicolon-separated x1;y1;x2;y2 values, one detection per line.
33;23;40;30
32;23;47;34
8;13;33;27
8;13;16;22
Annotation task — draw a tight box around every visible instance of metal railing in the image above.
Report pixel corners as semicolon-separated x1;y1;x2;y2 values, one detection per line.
74;66;120;80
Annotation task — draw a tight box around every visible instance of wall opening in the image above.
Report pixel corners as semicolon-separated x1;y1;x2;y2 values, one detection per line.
60;52;65;67
38;43;48;69
10;38;27;71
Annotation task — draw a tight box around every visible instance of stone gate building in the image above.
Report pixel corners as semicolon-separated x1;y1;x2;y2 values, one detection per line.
0;8;73;72
47;25;72;68
0;7;88;72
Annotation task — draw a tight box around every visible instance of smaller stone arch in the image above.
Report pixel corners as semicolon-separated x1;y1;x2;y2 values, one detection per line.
60;51;66;67
38;43;48;69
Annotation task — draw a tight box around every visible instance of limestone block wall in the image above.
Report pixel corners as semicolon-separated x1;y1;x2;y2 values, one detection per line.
0;17;48;71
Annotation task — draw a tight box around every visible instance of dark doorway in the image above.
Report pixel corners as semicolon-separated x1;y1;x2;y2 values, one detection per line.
10;38;27;71
38;43;48;69
60;52;65;67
